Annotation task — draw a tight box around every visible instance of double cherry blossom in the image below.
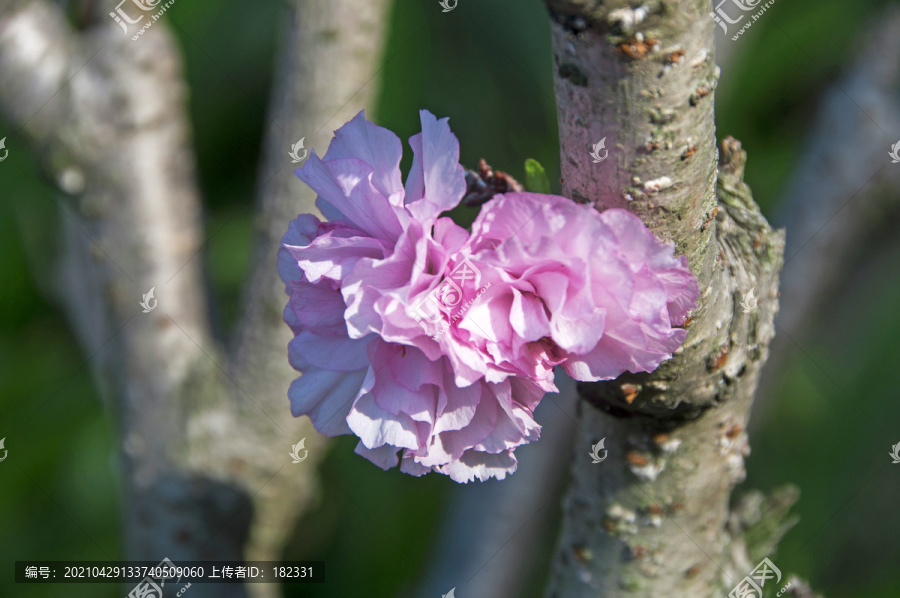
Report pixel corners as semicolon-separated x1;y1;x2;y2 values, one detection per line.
278;110;698;482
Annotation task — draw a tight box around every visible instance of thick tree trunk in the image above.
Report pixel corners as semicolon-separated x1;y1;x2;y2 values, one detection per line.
542;2;786;596
0;1;392;596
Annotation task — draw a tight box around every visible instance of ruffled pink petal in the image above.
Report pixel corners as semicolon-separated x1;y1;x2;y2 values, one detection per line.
404;110;466;223
347;390;424;451
399;453;433;477
287;368;368;436
341;227;429;339
474;379;541;453
509;289;551;340
321;110;405;205
371;357;437;424
386;343;446;392
432;367;483;434
438;450;518;483
354;441;401;470
285;224;387;284
287;280;347;337
562;319;686;381
433;217;470;254
657;259;699;325
598;209;699;324
296;153;404;242
277;215;320;286
289;331;371;372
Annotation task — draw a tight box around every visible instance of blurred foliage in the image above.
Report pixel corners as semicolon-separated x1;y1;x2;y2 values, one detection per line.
1;0;899;596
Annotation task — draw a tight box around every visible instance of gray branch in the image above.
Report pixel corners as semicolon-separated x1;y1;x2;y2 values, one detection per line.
227;0;394;571
0;1;392;596
0;4;244;595
542;1;788;596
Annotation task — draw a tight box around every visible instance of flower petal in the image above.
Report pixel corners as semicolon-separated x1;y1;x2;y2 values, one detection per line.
347;391;424;450
354;441;401;470
321;110;405;205
296;153;403;242
288;368;368;436
438;449;518;483
404;110;466;222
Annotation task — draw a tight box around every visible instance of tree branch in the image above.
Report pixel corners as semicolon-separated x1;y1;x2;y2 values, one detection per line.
1;1;392;596
2;4;243;596
542;2;786;596
229;0;394;566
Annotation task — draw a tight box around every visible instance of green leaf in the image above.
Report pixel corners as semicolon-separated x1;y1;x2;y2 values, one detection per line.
524;158;550;194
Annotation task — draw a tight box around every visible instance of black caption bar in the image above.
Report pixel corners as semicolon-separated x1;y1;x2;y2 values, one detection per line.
15;561;324;584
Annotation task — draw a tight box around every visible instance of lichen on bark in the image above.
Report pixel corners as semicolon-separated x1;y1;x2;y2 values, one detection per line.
541;0;798;596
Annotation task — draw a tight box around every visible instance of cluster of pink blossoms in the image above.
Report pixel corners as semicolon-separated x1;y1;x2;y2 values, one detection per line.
279;110;698;482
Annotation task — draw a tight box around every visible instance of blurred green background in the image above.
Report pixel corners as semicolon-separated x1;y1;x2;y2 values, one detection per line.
1;0;899;596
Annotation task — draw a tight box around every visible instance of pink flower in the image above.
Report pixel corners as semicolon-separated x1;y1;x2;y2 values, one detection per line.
279;110;697;482
458;193;698;382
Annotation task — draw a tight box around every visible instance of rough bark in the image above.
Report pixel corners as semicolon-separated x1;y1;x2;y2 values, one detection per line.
228;0;393;568
0;1;391;596
1;5;252;596
427;9;900;597
542;2;787;596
